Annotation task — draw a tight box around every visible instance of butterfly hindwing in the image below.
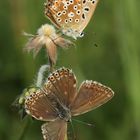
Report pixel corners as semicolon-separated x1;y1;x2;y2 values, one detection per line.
45;0;82;29
45;0;99;38
41;118;67;140
78;0;99;32
70;80;114;116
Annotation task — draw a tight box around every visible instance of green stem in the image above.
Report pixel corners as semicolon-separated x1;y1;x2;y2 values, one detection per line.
17;119;31;140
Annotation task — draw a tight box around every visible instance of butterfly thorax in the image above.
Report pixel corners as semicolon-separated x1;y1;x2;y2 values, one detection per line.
57;103;71;122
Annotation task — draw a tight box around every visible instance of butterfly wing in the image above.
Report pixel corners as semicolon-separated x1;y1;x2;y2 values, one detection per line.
44;3;61;28
70;80;114;116
77;0;99;32
41;119;67;140
25;88;58;121
44;0;98;35
43;67;77;107
45;0;83;29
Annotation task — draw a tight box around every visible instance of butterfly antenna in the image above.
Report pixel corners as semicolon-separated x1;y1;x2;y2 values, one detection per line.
70;119;77;140
72;119;95;128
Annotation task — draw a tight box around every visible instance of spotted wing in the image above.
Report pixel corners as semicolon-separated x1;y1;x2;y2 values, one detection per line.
44;0;98;32
41;119;67;140
44;2;61;28
70;80;114;116
24;89;58;121
43;67;77;107
44;0;87;29
77;0;99;32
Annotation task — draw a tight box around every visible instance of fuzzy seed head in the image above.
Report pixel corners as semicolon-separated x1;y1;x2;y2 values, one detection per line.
37;24;56;37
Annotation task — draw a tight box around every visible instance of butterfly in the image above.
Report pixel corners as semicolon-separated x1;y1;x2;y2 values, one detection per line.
24;24;73;67
24;67;114;140
44;0;99;39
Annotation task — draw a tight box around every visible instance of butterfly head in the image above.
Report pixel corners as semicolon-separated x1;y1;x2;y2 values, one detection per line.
62;28;84;39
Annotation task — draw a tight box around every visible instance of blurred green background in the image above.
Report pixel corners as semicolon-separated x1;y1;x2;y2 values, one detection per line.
0;0;140;140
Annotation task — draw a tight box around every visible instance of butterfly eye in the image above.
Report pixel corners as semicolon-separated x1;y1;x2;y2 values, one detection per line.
79;32;84;37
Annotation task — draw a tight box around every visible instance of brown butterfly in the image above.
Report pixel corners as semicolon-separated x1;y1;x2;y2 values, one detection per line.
44;0;99;39
24;67;114;140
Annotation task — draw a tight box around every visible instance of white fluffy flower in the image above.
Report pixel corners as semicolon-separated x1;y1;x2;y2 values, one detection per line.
25;24;74;66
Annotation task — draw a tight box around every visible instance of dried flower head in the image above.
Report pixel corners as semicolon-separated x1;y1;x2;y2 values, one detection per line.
24;24;74;66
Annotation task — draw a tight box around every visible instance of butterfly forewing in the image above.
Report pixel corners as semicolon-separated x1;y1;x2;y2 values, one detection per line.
44;3;61;28
43;67;77;107
25;89;58;121
41;118;67;140
70;80;114;116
